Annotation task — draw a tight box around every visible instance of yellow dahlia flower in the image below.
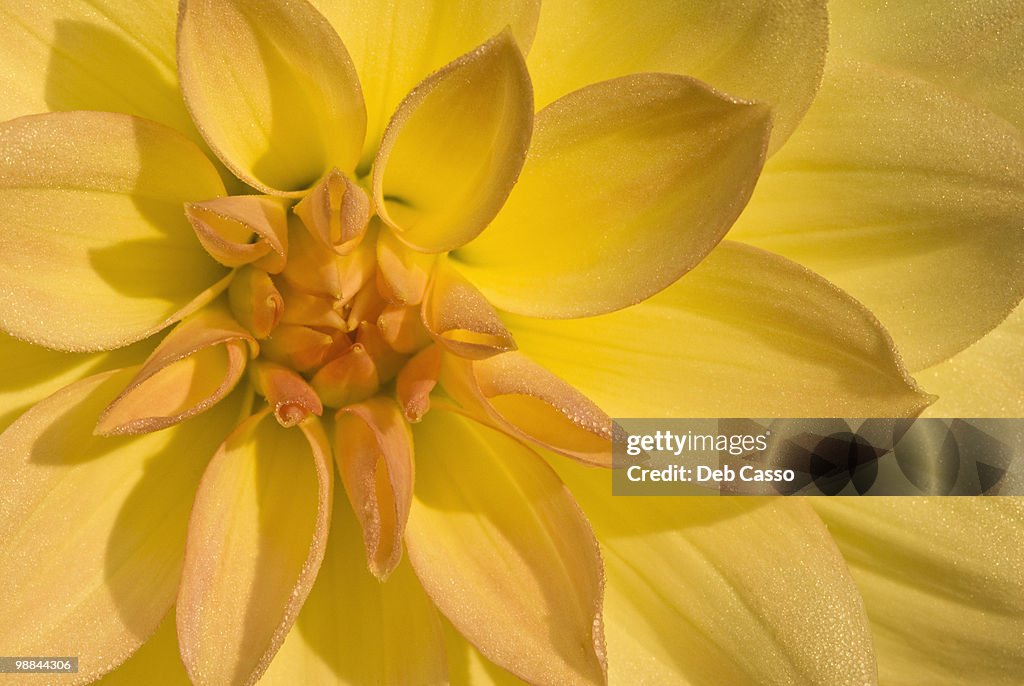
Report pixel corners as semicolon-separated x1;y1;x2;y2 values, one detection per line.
0;1;1021;686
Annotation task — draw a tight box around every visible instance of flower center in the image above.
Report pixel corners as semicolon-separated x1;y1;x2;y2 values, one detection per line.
186;168;436;427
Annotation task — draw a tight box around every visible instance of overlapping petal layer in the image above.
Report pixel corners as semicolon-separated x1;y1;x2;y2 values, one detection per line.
0;111;228;352
261;490;446;686
178;0;366;194
504;242;930;417
0;334;150;433
829;0;1024;136
0;1;187;135
407;411;607;686
95;307;255;435
442;620;529;686
96;612;189;686
812;498;1024;686
729;59;1024;370
177;411;333;686
0;370;243;685
918;303;1024;417
526;0;828;150
309;0;540;172
552;458;877;686
455;74;770;318
441;351;613;467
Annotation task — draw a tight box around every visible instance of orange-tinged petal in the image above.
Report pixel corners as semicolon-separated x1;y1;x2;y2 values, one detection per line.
260;491;446;686
261;324;334;373
0;369;244;685
177;0;366;194
552;457;877;685
378;304;432;354
812;498;1024;686
729;59;1024;370
96;306;255;435
526;0;828;152
372;31;533;253
310;0;540;172
505;242;931;417
228;266;285;339
293;168;371;255
277;279;347;330
311;342;380;409
422;260;516;360
0;111;227;352
280;216;377;300
334;397;414;579
376;226;436;306
251;361;324;427
407;410;606;686
441;352;612;467
177;410;333;686
355;321;405;381
455;74;771;318
396;345;442;423
186;196;290;273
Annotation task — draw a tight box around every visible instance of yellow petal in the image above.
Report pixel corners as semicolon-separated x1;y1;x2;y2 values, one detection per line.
407;410;606;686
309;0;540;172
440;352;612;467
97;611;189;686
552;459;877;686
0;334;150;433
260;488;446;686
0;2;189;137
177;410;333;686
812;498;1024;686
918;302;1024;417
0;111;228;352
372;31;533;253
526;0;828;152
186;196;290;273
505;241;931;417
422;259;517;359
334;397;414;579
829;0;1024;135
96;306;255;435
442;619;527;686
0;369;243;684
177;0;366;194
729;59;1024;370
455;74;770;318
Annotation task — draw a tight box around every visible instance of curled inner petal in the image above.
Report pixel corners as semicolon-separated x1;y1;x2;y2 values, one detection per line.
95;307;256;435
